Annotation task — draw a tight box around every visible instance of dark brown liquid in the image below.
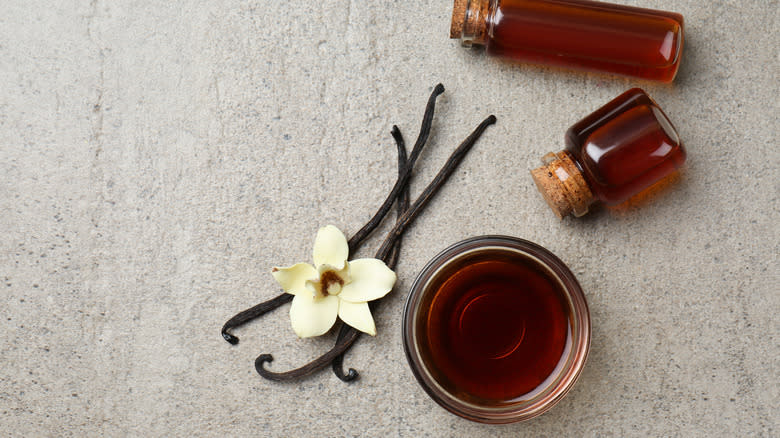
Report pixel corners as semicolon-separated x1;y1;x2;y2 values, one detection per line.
565;88;686;205
417;251;571;404
485;0;684;82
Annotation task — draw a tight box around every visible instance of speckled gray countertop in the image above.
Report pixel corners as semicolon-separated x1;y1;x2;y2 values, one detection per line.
1;0;778;436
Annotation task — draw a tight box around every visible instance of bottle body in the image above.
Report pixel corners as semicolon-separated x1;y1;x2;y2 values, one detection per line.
565;88;686;205
451;0;684;82
531;88;686;218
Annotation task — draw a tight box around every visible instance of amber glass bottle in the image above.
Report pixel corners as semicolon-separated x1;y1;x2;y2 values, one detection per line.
531;88;686;218
450;0;684;82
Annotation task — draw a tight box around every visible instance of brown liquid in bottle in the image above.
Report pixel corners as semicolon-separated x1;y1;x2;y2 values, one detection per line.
417;250;571;404
451;0;684;82
485;0;683;82
565;88;686;205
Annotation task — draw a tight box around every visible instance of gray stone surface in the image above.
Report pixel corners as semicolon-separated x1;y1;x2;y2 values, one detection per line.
1;0;778;436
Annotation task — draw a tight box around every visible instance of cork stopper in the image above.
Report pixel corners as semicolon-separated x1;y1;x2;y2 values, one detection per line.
449;0;468;38
530;151;594;219
449;0;490;45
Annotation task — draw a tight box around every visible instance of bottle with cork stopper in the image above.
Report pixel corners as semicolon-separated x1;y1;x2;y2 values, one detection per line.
531;88;687;218
450;0;685;82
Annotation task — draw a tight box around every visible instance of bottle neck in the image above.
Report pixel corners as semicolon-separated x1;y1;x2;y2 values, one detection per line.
450;0;493;47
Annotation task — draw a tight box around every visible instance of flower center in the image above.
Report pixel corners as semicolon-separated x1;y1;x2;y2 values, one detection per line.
320;270;344;297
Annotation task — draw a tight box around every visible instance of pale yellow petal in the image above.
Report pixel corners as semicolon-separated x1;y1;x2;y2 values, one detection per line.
304;278;322;298
289;293;339;338
312;225;349;270
338;300;376;336
271;263;318;296
338;258;396;303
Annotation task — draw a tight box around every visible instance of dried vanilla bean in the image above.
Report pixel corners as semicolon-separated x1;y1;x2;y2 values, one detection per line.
331;125;411;381
221;85;445;346
347;85;444;252
375;114;497;260
223;84;497;383
254;114;496;382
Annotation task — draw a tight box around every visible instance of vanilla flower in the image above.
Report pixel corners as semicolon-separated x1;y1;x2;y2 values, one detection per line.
271;225;396;338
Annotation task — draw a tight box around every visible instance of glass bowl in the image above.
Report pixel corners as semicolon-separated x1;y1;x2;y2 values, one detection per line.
402;236;590;423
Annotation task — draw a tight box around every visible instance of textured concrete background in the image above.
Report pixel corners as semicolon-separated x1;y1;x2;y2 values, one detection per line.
1;0;777;436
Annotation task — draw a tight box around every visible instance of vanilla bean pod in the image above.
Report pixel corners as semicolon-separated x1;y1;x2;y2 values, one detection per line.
221;85;445;346
347;84;444;252
330;115;494;382
255;114;496;382
385;126;412;270
221;293;292;344
332;126;411;381
375;114;497;260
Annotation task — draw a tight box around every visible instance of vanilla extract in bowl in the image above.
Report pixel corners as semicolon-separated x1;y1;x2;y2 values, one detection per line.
403;236;590;423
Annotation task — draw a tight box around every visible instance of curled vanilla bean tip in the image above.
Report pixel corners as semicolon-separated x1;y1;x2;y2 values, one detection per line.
332;331;360;381
221;292;293;345
332;323;358;381
222;331;239;345
334;365;359;382
331;351;360;383
255;328;362;381
255;354;275;376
